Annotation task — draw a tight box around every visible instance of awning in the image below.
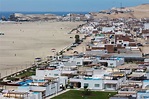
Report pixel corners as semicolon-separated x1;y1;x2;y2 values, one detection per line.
128;73;145;78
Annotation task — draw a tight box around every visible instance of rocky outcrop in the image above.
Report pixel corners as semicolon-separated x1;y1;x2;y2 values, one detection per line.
1;16;7;21
9;13;58;21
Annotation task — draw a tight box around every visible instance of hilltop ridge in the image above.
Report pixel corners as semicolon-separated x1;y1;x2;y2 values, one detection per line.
92;4;149;19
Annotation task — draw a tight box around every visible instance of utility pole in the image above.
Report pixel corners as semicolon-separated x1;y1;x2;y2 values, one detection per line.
120;2;122;9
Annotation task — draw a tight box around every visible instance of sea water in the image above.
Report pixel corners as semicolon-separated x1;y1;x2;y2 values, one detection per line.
0;11;89;19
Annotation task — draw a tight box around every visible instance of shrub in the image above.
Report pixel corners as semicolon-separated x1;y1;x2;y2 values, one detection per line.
82;89;92;96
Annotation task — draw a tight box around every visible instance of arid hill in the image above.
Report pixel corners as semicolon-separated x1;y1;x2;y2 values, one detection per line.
92;4;149;19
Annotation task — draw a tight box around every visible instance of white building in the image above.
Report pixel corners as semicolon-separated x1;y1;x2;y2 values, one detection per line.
98;57;124;67
137;90;149;99
0;77;58;99
36;69;69;87
79;26;94;34
69;68;126;91
143;80;149;89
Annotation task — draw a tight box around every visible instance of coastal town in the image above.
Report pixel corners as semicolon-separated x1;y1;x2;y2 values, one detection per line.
0;4;149;99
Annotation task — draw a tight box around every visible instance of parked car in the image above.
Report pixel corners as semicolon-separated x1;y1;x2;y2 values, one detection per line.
137;43;143;46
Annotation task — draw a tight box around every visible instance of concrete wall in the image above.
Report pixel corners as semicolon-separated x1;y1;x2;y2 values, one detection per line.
60;76;68;86
36;69;61;77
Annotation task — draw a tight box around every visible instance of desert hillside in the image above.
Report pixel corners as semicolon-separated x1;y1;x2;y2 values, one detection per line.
93;4;149;19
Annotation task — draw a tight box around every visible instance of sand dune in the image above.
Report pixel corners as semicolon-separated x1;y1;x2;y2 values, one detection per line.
129;4;149;11
0;21;84;77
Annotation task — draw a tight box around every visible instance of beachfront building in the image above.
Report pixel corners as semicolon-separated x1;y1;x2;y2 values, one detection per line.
18;76;61;97
69;67;126;91
65;55;124;67
69;74;126;91
0;77;61;99
36;68;70;87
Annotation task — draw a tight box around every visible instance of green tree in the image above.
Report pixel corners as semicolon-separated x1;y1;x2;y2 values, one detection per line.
75;35;80;44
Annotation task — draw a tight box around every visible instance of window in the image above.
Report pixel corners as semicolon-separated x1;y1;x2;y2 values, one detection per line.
84;83;89;87
94;84;100;87
113;84;116;87
51;86;55;89
107;84;111;88
110;63;113;65
54;74;58;76
77;62;81;64
111;42;114;44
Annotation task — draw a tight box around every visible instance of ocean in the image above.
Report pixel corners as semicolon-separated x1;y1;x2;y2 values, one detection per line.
0;11;89;19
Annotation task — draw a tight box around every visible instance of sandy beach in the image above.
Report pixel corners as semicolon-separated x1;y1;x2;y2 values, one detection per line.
0;21;84;77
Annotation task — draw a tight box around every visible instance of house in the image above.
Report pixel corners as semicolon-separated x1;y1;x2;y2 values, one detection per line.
143;80;149;89
128;72;146;81
141;29;149;38
144;23;149;29
115;35;135;47
145;36;149;44
69;67;126;91
98;55;124;67
137;90;149;99
0;77;61;99
64;57;94;66
17;76;61;97
36;68;69;87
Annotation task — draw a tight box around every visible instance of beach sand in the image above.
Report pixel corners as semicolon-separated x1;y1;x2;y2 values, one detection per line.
0;21;84;77
64;36;92;55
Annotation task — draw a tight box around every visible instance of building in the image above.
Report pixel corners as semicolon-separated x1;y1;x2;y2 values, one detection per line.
137;90;149;99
